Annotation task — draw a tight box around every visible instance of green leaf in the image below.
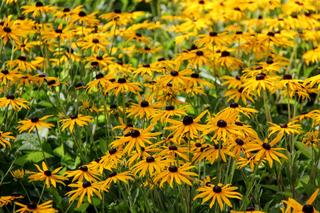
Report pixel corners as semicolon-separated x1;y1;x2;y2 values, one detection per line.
296;142;312;159
53;144;65;157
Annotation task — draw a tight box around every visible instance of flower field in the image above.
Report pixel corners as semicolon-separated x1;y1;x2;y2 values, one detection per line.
0;0;320;212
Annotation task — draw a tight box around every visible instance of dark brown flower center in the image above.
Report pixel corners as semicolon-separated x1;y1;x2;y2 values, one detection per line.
183;116;193;125
35;1;43;7
18;56;27;61
118;78;126;83
213;185;222;193
6;94;15;100
92;38;99;44
1;70;9;75
95;72;104;79
246;206;255;211
55;29;62;34
196;51;204;56
108;172;117;177
195;143;202;147
221;51;230;57
283;74;292;80
82;181;91;188
109;148;117;155
31;117;39;123
79;166;88;172
165;105;175;110
78;11;86;17
217;120;227;128
170;71;179;76
209;32;217;36
169;145;178;151
3;27;11;33
191;73;199;78
267;32;275;37
255;73;266;80
236;138;244;146
130;130;140;138
146;156;155;163
230;102;239;108
280;123;288;128
70;114;78;119
47;80;56;85
302;204;314;213
75;82;85;88
143;64;150;68
168;165;178;172
27;202;37;210
262;143;271;150
140;101;149;107
63;8;70;12
44;170;52;176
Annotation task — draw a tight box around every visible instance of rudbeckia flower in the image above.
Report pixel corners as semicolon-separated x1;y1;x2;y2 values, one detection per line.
101;171;133;190
66;181;102;208
282;188;319;213
111;125;161;154
165;111;207;142
194;183;242;209
246;137;288;168
268;121;302;140
18;115;54;133
22;1;57;17
65;165;100;182
28;161;67;188
153;163;198;188
60;114;93;133
16;200;57;213
0;131;15;149
132;155;168;177
0;94;29;111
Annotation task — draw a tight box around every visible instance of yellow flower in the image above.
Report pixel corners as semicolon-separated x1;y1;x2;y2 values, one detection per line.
11;169;25;179
16;200;57;213
0;194;23;207
153;163;198;188
60;114;93;133
165;111;207;142
132;155;168;177
101;171;133;190
0;131;15;149
28;161;67;188
66;181;102;208
246;137;288;168
268;121;302;140
111;125;161;154
0;94;29;111
194;183;242;209
22;2;57;17
282;189;319;213
18;115;54;133
65;165;100;183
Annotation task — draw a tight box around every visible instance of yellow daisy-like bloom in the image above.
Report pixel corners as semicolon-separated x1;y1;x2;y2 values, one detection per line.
66;181;102;208
282;188;319;213
111;125;161;154
153;163;198;188
221;102;258;118
231;207;265;213
195;143;235;164
194;183;242;209
243;73;278;97
246;137;288;168
127;99;161;120
205;110;242;142
16;200;57;213
0;194;23;207
28;161;67;188
60;114;93;133
106;78;141;96
101;171;133;190
268;121;302;140
11;169;25;179
0;94;29;111
0;131;15;149
100;148;123;171
22;2;57;17
302;131;320;147
65;165;100;183
132;155;167;177
152;105;187;123
165;111;207;142
18;115;54;133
